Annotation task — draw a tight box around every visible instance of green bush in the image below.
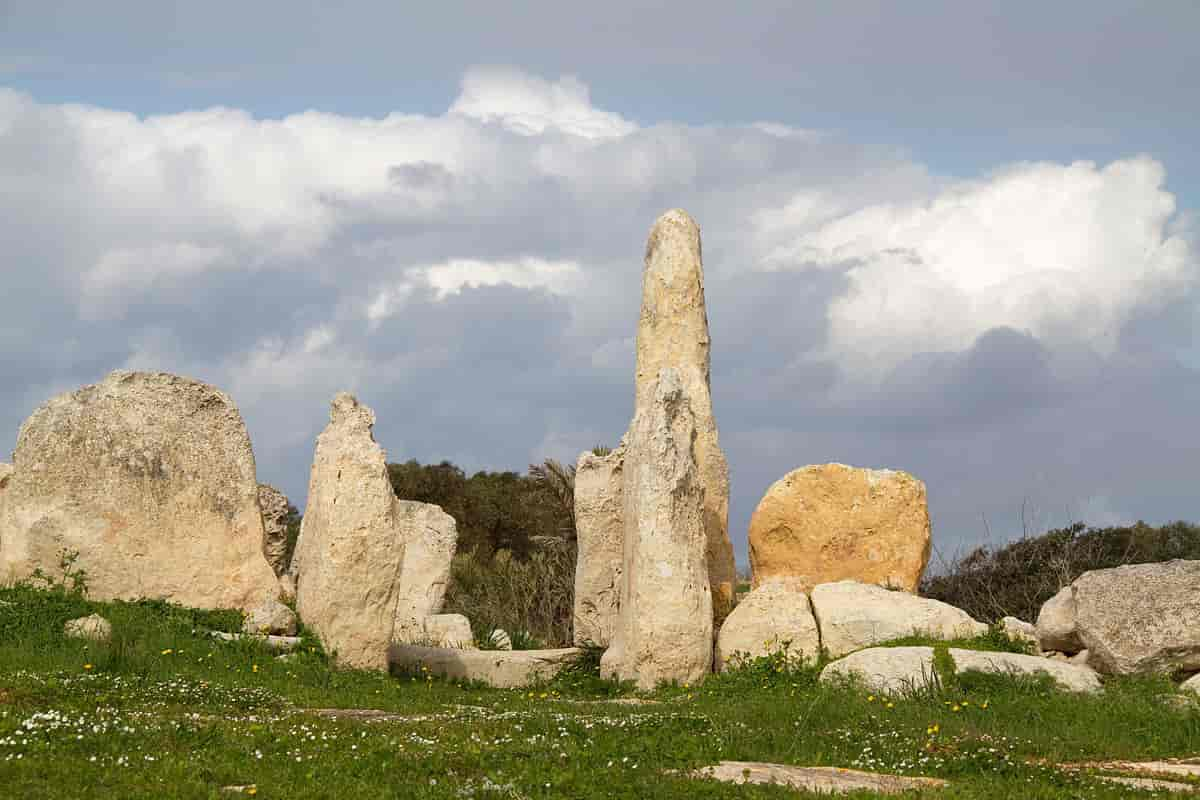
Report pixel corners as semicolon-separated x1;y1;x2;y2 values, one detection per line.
922;520;1200;623
441;543;576;648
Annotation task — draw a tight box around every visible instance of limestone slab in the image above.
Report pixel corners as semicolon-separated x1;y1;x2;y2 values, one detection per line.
389;644;582;688
810;580;987;658
687;761;947;794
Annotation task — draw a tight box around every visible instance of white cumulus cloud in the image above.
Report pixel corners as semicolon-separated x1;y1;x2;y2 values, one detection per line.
449;66;637;139
758;156;1194;377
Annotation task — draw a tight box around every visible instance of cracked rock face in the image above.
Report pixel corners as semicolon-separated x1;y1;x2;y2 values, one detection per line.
749;463;931;594
584;209;734;688
1071;560;1200;675
601;369;712;690
0;371;278;610
633;209;736;620
258;484;292;578
293;393;407;670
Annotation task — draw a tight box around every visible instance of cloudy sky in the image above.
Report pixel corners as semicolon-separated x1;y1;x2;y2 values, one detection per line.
2;2;1198;567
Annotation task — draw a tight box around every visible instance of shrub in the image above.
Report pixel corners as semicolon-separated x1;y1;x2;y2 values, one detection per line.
441;542;576;648
922;520;1200;623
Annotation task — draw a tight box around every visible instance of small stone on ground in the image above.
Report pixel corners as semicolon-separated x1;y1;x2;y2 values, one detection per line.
687;760;947;795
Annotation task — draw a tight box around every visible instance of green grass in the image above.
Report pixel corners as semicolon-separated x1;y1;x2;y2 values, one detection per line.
2;584;1198;799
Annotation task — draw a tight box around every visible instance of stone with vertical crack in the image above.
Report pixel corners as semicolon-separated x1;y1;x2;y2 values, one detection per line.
601;369;712;690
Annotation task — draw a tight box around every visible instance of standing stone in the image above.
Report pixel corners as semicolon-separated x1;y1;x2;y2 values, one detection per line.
600;370;712;690
748;464;931;593
1072;560;1200;675
572;444;625;647
258;484;292;577
0;371;278;610
392;500;458;643
294;394;406;670
633;209;736;620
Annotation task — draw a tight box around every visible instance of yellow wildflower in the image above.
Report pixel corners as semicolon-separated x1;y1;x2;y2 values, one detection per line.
83;664;93;671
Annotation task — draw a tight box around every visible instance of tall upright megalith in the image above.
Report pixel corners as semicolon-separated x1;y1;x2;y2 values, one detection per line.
600;370;712;689
588;210;732;687
634;209;736;619
294;394;407;670
0;371;279;610
573;209;736;647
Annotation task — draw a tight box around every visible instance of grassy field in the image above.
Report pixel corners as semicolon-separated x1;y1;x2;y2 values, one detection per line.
2;582;1199;798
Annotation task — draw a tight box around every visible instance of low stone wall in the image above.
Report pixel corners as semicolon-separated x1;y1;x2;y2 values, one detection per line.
388;644;582;689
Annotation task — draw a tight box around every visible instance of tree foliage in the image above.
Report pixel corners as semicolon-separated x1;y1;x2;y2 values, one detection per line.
921;519;1200;624
387;458;576;559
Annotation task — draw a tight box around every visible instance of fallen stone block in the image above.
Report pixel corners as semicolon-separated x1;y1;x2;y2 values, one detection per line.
820;645;1103;695
388;644;581;688
209;630;302;652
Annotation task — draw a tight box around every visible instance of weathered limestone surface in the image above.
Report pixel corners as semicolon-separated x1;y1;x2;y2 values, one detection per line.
749;464;931;593
0;464;10;558
1072;560;1200;675
257;484;292;578
293;394;406;670
392;501;458;642
687;761;948;795
572;445;625;647
1000;616;1041;653
820;646;940;695
1036;586;1082;653
714;581;820;671
0;371;278;610
1181;673;1200;696
632;209;736;619
949;648;1101;693
64;613;112;642
820;645;1101;695
389;644;582;689
421;613;475;649
810;580;987;658
601;370;713;690
243;598;298;636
